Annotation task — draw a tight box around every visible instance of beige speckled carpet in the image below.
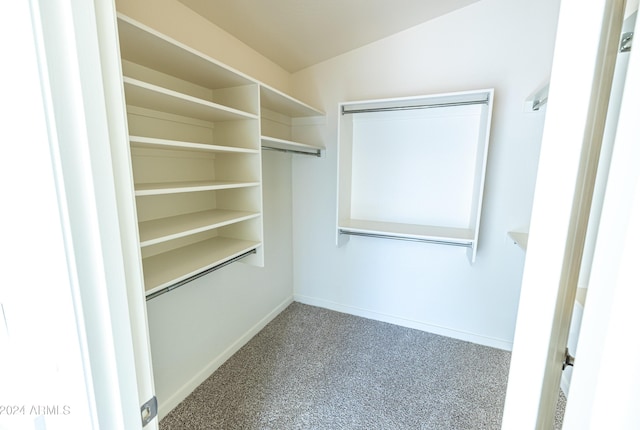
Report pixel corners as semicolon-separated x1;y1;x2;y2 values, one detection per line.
160;302;561;429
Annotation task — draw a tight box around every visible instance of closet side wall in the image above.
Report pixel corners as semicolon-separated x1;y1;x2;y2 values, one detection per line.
115;0;295;418
290;0;561;349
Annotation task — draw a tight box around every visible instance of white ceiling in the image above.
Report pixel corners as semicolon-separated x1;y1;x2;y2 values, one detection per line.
178;0;481;73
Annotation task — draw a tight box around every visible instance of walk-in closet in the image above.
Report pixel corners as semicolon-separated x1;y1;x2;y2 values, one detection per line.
8;0;640;428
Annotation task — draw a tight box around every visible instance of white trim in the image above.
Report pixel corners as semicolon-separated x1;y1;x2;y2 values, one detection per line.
502;0;624;427
158;296;294;419
92;0;159;426
294;295;513;351
29;0;157;427
563;7;640;426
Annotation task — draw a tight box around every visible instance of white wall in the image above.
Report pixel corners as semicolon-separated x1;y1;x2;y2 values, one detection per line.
290;0;561;349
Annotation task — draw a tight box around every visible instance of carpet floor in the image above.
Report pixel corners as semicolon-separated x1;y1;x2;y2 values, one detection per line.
160;302;560;429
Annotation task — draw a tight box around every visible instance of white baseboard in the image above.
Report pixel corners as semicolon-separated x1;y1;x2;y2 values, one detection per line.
158;295;294;419
294;294;513;351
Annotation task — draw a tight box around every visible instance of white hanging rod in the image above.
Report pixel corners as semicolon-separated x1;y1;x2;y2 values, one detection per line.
341;99;489;115
262;145;322;157
145;248;257;301
338;229;473;248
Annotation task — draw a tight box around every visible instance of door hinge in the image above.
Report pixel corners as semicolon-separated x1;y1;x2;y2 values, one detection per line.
562;348;575;370
620;32;633;53
140;396;158;427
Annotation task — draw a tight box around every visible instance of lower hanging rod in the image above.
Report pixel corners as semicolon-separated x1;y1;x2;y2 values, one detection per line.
342;98;488;115
339;229;473;248
145;248;257;301
262;145;322;157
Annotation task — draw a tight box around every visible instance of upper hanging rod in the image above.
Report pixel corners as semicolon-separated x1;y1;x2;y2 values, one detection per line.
341;98;489;115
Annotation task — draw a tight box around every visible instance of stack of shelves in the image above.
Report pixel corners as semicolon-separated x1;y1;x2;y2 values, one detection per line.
116;14;324;298
118;14;263;297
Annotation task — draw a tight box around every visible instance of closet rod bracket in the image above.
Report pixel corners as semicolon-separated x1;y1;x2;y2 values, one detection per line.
620;32;633;53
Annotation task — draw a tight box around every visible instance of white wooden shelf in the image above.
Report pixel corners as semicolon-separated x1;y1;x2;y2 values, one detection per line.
260;85;323;118
339;219;475;247
142;237;261;295
134;180;260;196
261;136;324;156
139;209;260;247
508;231;529;251
118;14;254;91
123;77;257;122
130;136;259;154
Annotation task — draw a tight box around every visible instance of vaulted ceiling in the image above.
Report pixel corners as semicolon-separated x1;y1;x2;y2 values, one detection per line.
179;0;481;72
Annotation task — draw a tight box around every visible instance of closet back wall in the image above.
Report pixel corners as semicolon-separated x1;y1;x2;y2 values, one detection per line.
116;0;298;418
290;0;561;349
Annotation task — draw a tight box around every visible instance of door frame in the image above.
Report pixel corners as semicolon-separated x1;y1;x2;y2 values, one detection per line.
561;6;640;427
502;0;627;428
26;0;157;428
